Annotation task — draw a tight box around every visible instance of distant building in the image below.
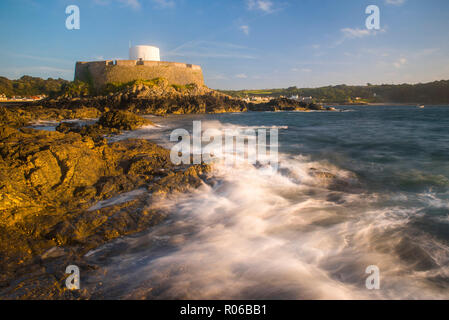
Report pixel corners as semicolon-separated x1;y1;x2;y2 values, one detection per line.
290;95;313;102
75;45;204;90
249;96;270;103
300;96;313;102
129;45;160;61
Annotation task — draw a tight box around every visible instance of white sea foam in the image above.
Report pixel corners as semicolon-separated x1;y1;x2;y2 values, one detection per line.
83;119;449;299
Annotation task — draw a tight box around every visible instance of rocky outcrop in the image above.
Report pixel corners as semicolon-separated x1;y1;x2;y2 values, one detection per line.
97;110;152;130
40;79;248;115
248;98;325;112
35;79;333;116
0;125;209;298
55;110;153;140
130;95;248;115
0;105;101;130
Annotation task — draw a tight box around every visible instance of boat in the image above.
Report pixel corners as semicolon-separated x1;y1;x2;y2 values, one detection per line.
418;105;425;109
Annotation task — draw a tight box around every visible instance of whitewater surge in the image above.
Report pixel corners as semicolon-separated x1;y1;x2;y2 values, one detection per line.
83;112;449;299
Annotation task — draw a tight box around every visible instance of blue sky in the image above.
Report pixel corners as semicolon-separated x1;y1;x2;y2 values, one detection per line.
1;0;448;89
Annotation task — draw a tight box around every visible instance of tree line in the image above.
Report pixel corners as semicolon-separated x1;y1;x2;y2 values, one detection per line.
1;75;449;104
0;76;69;97
220;80;449;104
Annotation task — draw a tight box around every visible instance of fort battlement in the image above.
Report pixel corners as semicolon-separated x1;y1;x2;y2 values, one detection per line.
75;60;204;90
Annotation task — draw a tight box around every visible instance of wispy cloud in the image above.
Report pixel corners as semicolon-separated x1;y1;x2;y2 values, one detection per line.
120;0;140;9
341;28;372;39
94;0;141;9
9;53;73;64
152;0;175;8
235;73;248;79
385;0;406;6
246;0;275;14
393;57;407;68
414;48;439;57
208;74;229;80
240;25;250;35
291;68;312;73
94;0;175;10
335;27;386;46
31;66;73;73
3;66;73;79
166;41;257;59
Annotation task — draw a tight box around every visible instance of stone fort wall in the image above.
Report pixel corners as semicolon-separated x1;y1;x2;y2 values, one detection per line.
75;60;204;89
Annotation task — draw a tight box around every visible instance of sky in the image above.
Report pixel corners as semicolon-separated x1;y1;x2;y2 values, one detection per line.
1;0;449;90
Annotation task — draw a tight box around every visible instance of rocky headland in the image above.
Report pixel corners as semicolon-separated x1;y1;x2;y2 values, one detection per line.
40;78;326;114
0;104;209;299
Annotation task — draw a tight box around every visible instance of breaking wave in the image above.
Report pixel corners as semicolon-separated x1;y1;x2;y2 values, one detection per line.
83;113;449;299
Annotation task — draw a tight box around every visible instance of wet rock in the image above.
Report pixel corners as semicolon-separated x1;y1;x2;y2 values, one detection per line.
249;98;325;112
0;106;29;128
55;122;82;133
0;126;20;139
149;164;210;195
309;167;336;180
98;110;153;130
39;79;248;115
0;125;209;295
308;103;325;110
55;111;153;140
1;105;101;129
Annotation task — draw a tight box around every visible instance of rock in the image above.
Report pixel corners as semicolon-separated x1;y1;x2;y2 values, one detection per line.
308;103;325;110
309;168;336;180
55;122;82;133
0;105;101;129
0;126;19;139
0;106;29;128
55;111;152;140
97;110;153;130
0;125;209;294
149;164;210;195
248;98;325;112
38;78;248;115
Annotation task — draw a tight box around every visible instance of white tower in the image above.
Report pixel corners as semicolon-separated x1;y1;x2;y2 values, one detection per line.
129;45;160;61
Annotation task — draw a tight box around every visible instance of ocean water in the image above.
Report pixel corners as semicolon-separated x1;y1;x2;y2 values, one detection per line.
83;106;449;299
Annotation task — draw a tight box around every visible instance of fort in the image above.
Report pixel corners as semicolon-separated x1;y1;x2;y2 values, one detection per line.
75;45;205;90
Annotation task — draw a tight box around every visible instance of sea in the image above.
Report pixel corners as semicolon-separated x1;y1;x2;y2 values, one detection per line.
55;105;449;299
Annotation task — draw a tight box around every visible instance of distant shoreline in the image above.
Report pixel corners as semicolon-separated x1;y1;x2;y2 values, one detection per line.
0;101;34;107
324;103;449;107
